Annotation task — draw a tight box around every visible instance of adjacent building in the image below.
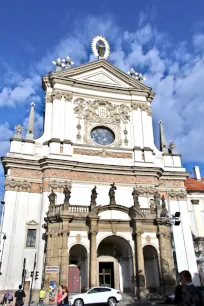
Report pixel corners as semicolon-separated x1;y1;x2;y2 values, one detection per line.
185;166;204;286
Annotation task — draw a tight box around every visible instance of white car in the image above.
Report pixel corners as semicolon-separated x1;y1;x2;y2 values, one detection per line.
69;287;122;306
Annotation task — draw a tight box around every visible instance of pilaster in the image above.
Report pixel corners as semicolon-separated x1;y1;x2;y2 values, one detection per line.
90;230;97;287
191;200;204;237
134;230;149;300
157;228;175;296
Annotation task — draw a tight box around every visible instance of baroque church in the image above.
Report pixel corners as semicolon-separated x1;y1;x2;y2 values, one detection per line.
0;36;201;300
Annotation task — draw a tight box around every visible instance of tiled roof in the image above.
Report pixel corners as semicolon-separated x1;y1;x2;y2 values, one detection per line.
185;177;204;191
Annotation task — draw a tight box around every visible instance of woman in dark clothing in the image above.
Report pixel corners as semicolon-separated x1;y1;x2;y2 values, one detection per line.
174;284;182;305
58;286;69;306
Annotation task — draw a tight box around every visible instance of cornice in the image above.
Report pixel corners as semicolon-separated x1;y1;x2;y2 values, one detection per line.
1;156;189;183
1;156;41;175
38;157;163;178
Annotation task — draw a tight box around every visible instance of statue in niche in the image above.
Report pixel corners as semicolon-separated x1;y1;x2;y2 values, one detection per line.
90;186;98;207
109;183;117;205
160;195;168;217
132;187;140;208
48;189;56;206
63;185;71;204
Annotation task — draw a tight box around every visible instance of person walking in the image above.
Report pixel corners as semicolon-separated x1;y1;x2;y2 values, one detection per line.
174;270;203;306
7;292;13;306
39;287;46;306
58;286;69;306
56;285;63;306
14;285;26;306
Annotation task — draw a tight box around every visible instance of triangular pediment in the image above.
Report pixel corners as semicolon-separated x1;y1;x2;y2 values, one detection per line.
26;220;39;226
48;60;155;96
69;68;131;88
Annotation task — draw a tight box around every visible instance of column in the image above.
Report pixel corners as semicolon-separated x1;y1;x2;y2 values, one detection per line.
90;231;97;287
157;230;175;295
134;231;149;300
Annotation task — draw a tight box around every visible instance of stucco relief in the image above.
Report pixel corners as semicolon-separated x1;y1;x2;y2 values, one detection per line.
43;169;157;184
159;180;184;188
74;98;131;124
73;148;132;159
11;168;43;179
45;92;52;103
52;89;73;101
168;189;187;200
74;98;130;147
5;178;32;192
48;180;72;192
131;102;152;116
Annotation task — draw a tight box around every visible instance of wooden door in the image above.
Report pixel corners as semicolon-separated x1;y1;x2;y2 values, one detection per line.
68;265;80;293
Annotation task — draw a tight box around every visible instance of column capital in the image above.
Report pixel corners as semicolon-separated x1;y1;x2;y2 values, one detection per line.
135;230;143;236
89;229;97;235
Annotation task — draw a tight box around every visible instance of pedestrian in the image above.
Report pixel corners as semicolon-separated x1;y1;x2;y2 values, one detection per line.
174;270;203;306
2;291;8;306
7;292;13;306
39;287;46;306
56;285;63;305
58;286;69;306
14;285;26;306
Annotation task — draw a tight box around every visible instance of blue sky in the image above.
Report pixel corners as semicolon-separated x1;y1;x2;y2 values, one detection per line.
1;0;204;199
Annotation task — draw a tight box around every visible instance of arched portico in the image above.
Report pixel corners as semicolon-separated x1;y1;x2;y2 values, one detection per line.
97;235;134;293
143;245;160;292
69;244;88;293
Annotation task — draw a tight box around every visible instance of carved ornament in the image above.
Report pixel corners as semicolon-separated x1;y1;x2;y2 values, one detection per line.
11;168;43;179
168;189;187;200
45;92;52;103
159;180;184;188
73;148;132;159
74;98;131;124
52;89;73;101
5;178;32;192
44;169;157;185
131;102;152;116
48;180;72;192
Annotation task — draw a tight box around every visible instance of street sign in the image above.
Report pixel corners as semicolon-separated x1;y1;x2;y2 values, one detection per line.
45;266;60;273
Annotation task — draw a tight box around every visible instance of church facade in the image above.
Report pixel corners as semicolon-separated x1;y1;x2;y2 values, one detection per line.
0;38;201;299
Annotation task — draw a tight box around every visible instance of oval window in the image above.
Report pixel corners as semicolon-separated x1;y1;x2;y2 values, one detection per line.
91;126;115;145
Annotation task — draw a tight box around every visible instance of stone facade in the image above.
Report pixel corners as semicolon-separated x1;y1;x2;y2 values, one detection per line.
0;58;201;301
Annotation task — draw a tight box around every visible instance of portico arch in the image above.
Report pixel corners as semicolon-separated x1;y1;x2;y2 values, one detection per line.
97;235;134;293
143;245;160;292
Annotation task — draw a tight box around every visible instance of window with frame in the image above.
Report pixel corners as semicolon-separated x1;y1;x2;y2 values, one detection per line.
26;229;37;248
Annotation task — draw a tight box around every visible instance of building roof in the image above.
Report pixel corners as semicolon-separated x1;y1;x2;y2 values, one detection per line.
185;177;204;191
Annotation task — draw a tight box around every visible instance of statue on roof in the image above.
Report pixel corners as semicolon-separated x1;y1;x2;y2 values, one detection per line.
92;36;110;60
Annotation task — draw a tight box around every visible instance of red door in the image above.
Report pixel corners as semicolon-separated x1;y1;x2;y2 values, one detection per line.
68;265;80;293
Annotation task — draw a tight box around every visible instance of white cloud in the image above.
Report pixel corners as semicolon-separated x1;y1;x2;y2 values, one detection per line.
0;75;41;107
193;34;204;50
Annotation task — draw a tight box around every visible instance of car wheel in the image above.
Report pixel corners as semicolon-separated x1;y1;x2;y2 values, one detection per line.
74;299;84;306
108;297;117;306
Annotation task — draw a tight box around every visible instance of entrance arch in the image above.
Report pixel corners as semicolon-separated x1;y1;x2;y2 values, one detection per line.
69;244;88;293
143;245;160;292
97;235;133;293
